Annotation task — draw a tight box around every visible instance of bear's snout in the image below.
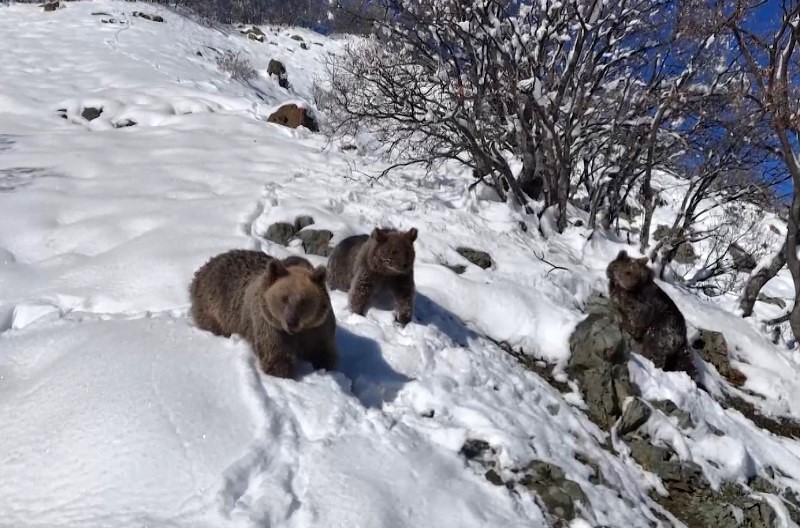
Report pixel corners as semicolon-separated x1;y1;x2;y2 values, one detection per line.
284;309;300;333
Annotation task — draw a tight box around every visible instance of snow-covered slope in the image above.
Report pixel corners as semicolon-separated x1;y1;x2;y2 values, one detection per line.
2;2;800;527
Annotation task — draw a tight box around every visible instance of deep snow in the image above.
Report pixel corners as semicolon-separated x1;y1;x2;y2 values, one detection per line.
2;2;800;527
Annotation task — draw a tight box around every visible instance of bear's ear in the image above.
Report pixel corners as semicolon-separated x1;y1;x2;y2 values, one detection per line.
311;265;327;285
616;250;629;260
265;259;289;286
406;227;418;242
636;256;649;266
371;228;388;243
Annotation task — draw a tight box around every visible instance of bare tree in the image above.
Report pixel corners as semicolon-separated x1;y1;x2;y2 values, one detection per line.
727;0;800;336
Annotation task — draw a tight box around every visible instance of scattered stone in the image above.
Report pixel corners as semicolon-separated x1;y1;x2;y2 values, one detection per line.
267;104;319;132
617;397;651;437
291;34;304;41
460;439;493;460
113;119;136;128
770;224;781;235
91;11;111;15
650;399;694;430
574;219;584;227
444;263;467;275
267;59;289;89
484;468;504;486
57;108;68;119
567;302;636;430
729;243;757;272
520;461;586;522
132;11;164;22
293;215;315;232
81;107;103;122
300;42;309;50
314;42;323;46
264;222;296;246
247;31;264;42
41;1;59;12
297;229;333;257
456;247;493;269
690;329;746;387
196;51;203;57
758;293;787;309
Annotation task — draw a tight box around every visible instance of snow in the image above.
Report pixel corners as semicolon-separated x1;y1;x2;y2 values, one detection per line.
2;1;800;527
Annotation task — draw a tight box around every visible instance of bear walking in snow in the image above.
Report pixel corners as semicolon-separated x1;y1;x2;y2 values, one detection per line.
190;250;337;378
606;251;699;382
327;227;418;326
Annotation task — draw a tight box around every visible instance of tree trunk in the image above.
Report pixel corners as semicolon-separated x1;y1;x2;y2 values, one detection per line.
738;240;787;317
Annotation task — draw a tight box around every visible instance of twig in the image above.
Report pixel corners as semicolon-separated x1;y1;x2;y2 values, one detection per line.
533;250;569;277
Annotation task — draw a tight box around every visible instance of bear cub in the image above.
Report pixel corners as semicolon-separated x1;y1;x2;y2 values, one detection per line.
606;251;699;382
190;249;337;378
327;227;418;326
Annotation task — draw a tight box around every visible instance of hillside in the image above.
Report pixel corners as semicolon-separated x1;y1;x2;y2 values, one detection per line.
1;2;800;527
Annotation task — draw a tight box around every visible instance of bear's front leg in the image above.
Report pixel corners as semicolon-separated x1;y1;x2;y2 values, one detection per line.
251;327;296;379
348;270;375;316
391;275;415;327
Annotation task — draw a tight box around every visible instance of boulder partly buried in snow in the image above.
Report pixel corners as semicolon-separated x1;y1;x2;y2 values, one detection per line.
267;104;319;132
267;59;289;89
456;247;493;270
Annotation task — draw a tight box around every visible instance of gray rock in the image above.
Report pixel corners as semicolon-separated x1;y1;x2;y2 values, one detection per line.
690;329;745;385
291;34;304;41
617;397;651;437
730;243;757;272
444;263;467;275
650;399;694;429
265;222;296;246
81;107;103;121
459;439;493;460
456;247;493;269
300;42;308;50
569;313;628;370
758;293;787;309
267;59;289;89
521;461;586;522
293;215;314;232
484;469;504;486
297;229;333;257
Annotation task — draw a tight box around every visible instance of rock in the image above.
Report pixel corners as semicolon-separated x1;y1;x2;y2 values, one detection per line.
267;104;319;132
264;222;296;246
758;293;787;309
730;243;757;272
113;119;136;128
57;108;68;119
297;229;333;257
650;399;694;429
132;11;164;22
291;34;304;41
42;1;59;11
247;32;264;42
690;329;746;386
521;461;586;522
456;247;493;269
583;291;611;315
267;59;289;89
459;439;493;460
300;42;309;50
617;397;651;437
444;263;467;275
567;300;636;430
81;107;103;121
674;240;697;264
91;11;111;15
484;469;504;486
293;215;315;232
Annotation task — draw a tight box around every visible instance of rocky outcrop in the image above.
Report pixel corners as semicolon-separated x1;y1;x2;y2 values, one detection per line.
132;11;164;22
456;247;493;270
262;216;333;257
267;104;319;132
267;59;289;89
690;329;746;386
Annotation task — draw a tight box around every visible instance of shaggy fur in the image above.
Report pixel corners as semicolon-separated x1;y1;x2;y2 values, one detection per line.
607;251;698;381
327;227;417;326
190;250;337;378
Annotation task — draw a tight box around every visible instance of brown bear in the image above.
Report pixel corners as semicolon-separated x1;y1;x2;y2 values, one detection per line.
189;250;337;378
327;227;417;326
606;250;699;382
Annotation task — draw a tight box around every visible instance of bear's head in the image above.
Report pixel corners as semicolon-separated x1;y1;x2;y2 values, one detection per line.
365;227;417;276
606;250;652;291
260;259;330;335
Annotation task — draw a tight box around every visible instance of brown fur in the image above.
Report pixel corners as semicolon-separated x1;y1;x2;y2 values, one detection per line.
607;251;699;382
327;227;417;326
190;250;337;378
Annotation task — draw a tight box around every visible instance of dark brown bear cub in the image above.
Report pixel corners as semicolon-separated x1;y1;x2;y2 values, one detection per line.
190;250;337;378
327;227;417;326
607;251;699;382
